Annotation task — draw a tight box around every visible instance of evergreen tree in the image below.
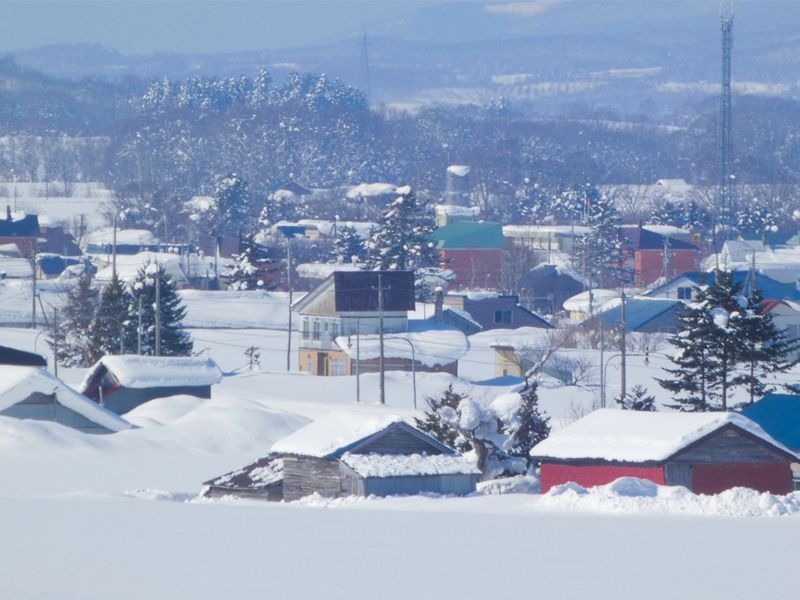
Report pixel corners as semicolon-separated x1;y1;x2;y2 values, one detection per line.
212;173;250;236
48;274;98;367
732;281;800;404
647;200;688;228
573;184;628;288
617;384;657;411
506;382;550;469
658;279;720;411
227;234;277;290
364;186;441;297
127;262;193;356
86;275;132;364
331;225;367;264
415;384;462;450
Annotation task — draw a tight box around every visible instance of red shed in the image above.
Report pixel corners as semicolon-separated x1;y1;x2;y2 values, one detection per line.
531;409;797;495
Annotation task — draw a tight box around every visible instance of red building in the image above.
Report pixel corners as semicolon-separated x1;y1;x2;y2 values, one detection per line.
621;226;698;286
532;409;795;495
0;209;38;258
429;221;504;290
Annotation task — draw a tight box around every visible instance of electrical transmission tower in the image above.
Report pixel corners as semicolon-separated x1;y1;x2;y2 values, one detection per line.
718;10;735;231
358;32;372;104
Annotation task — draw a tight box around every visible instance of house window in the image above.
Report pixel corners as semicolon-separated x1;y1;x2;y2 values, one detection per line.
494;310;512;324
302;320;310;340
331;358;347;376
332;322;339;339
313;321;321;340
677;286;693;300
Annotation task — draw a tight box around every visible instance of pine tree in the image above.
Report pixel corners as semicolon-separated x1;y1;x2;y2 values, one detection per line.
506;382;550;469
128;262;193;356
573;184;628;288
658;279;720;411
86;275;132;364
212;173;250;236
227;234;277;290
617;384;657;411
732;281;800;404
331;225;367;264
48;274;98;367
415;384;462;450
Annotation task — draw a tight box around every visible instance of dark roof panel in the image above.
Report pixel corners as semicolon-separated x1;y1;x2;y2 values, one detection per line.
334;271;415;312
0;345;47;367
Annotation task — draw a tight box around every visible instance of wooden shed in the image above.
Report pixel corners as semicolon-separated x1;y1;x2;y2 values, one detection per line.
531;409;797;495
0;366;133;434
79;355;223;415
203;411;480;501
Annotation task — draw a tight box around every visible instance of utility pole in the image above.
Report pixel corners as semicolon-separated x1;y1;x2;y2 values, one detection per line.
620;289;627;403
137;296;143;356
356;317;361;403
599;318;605;408
53;308;58;377
663;235;671;284
373;273;387;405
286;240;293;372
30;247;36;329
112;216;117;280
154;271;161;357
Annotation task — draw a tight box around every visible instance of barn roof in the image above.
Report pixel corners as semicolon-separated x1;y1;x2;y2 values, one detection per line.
204;454;284;490
80;356;223;391
0;366;132;432
530;409;797;463
741;394;800;450
271;410;453;458
0;345;47;367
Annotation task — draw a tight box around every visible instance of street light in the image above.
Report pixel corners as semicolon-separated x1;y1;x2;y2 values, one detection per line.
388;335;417;410
602;350;649;407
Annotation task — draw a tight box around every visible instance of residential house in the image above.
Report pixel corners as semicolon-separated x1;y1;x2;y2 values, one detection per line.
741;395;800;480
562;289;622;322
0;208;38;257
647;272;800;303
79;355;223;415
620;225;698;286
0;366;133;434
503;225;590;256
515;263;584;315
586;296;684;334
531;409;797;495
429;221;504;290
443;292;552;331
203;411;479;501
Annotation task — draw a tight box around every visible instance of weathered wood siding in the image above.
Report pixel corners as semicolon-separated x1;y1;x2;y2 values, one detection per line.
204;481;283;502
282;456;343;501
353;426;446;456
363;474;477;497
664;462;693;488
0;393;113;434
673;428;787;463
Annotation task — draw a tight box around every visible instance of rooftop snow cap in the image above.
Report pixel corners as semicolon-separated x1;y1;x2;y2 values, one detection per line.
530;408;798;463
80;355;223;391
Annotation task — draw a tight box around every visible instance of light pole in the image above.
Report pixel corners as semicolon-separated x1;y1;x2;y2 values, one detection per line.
602;351;650;406
388;335;417;410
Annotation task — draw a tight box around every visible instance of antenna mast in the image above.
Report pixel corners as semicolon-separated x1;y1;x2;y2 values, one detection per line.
359;31;372;104
718;9;735;233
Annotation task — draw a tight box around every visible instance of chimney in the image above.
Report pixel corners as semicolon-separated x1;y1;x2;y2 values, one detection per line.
434;286;444;322
6;205;11;221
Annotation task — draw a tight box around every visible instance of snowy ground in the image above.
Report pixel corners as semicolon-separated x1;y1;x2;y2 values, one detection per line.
3;322;800;598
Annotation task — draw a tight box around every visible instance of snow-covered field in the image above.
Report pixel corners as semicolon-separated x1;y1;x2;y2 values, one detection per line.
3;319;800;599
0;181;112;230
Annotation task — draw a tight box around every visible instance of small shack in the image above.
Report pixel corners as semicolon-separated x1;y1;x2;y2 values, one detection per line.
79;355;223;415
203;411;480;501
531;409;797;495
0;366;132;434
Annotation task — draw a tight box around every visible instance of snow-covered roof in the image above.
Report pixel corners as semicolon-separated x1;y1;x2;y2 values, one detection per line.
0;257;33;278
504;224;592;237
335;321;469;368
180;290;301;329
83;228;156;247
721;240;767;263
296;262;360;280
271;411;406;457
346;183;397;199
296;219;376;239
655;178;689;188
435;204;480;217
0;366;132;432
562;289;622;314
340;452;480;478
92;252;193;286
36;215;65;228
595;297;682;330
0;243;21;257
447;165;470;177
530;408;797;463
641;225;691;237
80;356;223;391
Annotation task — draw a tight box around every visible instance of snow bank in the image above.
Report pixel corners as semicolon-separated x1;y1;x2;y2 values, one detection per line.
538;477;800;517
271;410;406;457
335;321;469;368
122;394;207;427
80;356;222;390
180;290;299;329
530;409;797;462
478;475;540;495
346;183;396;199
340;452;480;477
0;366;132;432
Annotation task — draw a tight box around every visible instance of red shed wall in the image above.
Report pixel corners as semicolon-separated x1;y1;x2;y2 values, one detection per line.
439;249;501;290
692;462;792;495
635;249;695;286
540;463;665;493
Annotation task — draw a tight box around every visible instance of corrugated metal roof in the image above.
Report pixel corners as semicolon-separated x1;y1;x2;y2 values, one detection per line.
741;394;800;450
596;297;682;330
430;221;504;249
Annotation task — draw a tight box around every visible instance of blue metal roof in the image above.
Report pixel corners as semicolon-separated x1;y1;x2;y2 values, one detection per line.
650;271;800;301
597;297;682;331
741;393;800;450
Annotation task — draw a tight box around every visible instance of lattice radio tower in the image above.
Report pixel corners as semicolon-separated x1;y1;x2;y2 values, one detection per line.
718;9;735;229
358;32;373;104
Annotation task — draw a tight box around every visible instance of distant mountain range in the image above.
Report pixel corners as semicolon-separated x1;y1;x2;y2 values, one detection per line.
11;1;800;115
